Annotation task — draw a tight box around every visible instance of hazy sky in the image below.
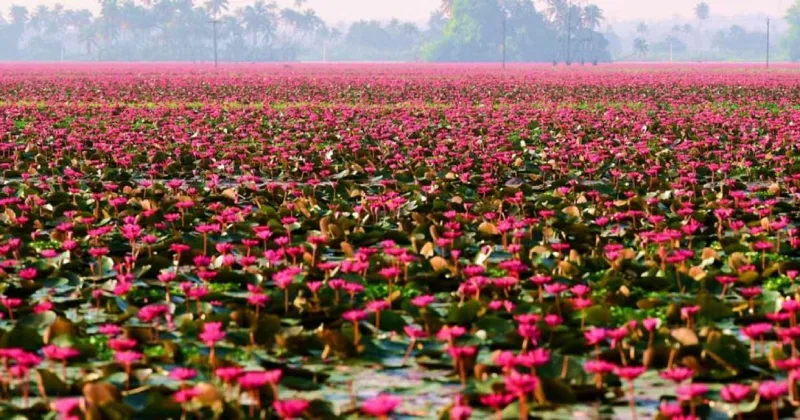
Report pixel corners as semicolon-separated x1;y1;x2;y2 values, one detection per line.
0;0;791;24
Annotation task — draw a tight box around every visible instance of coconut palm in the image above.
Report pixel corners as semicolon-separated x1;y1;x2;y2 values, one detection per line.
205;0;229;18
694;2;710;22
10;5;29;26
78;22;101;57
633;37;648;57
582;5;604;31
546;0;570;30
694;2;709;52
579;5;604;64
98;0;122;52
441;0;454;17
239;0;278;54
281;7;323;43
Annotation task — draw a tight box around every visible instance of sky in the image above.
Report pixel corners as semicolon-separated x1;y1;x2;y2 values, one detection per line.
0;0;791;24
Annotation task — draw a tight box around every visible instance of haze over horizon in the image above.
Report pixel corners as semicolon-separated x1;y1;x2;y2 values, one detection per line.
0;0;791;24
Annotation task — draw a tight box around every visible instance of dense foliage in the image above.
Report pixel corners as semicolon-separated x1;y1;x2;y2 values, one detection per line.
0;63;799;419
0;0;611;63
786;1;800;62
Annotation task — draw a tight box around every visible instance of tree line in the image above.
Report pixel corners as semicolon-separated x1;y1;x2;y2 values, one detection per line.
0;0;613;63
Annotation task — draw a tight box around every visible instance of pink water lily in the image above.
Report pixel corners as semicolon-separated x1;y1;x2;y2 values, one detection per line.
361;394;401;419
0;63;799;419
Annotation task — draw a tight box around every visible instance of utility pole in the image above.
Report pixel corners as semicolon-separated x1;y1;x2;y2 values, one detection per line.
766;17;770;69
669;38;673;63
502;14;507;70
210;18;219;68
566;1;572;65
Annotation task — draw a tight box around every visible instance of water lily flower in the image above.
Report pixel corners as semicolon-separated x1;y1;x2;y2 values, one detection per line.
361;394;401;419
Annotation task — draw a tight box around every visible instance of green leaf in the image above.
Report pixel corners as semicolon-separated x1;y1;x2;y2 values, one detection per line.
281;375;321;391
98;401;136;420
500;401;523;419
446;300;482;325
36;369;69;395
584;305;613;326
475;315;513;338
696;293;732;320
370;310;407;333
540;377;578;404
704;333;750;372
0;325;43;351
18;311;57;331
252;315;282;345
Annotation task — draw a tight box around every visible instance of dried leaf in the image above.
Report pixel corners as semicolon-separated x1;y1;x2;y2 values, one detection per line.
728;252;748;269
558;260;579;277
420;242;435;258
562;206;580;219
329;224;343;239
688;266;707;281
429;225;440;241
320;216;330;238
429;256;449;272
44;317;76;344
701;248;717;261
83;382;121;406
194;382;224;410
477;222;499;235
670;327;699;346
295;199;311;218
340;242;354;259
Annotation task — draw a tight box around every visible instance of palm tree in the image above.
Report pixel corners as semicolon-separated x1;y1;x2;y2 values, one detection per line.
219;14;244;60
441;0;454;18
301;9;324;40
99;0;122;54
63;9;93;58
28;4;70;60
240;2;264;49
581;5;604;64
169;0;199;60
205;0;229;64
546;0;569;24
239;0;277;56
10;5;29;26
78;23;101;57
547;1;582;64
636;22;648;35
582;5;604;31
633;37;648;57
694;2;710;22
694;2;709;52
205;0;229;18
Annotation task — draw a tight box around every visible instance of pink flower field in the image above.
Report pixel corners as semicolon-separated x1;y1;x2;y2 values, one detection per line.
0;63;799;419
